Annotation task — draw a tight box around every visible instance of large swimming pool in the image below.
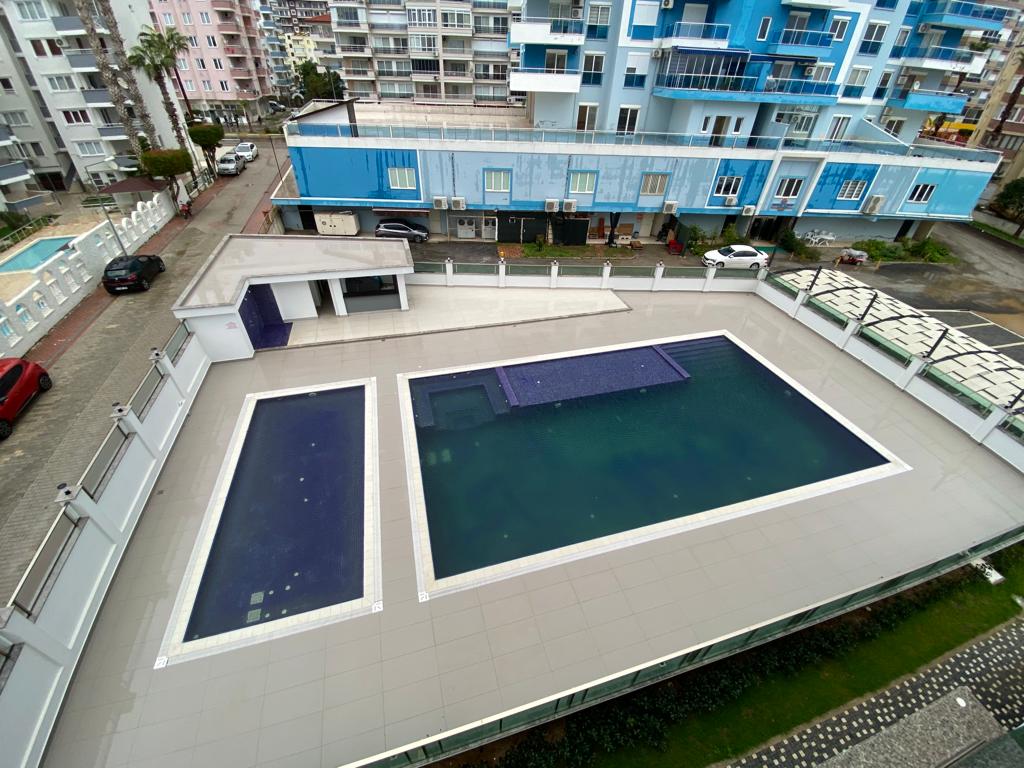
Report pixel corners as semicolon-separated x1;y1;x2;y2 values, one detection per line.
402;334;904;594
0;236;74;273
159;380;380;663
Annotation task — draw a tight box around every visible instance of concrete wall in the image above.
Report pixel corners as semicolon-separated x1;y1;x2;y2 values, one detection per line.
271;280;317;320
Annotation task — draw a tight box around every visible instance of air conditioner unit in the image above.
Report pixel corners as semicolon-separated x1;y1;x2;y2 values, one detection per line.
651;48;663;59
432;195;448;210
803;66;817;77
662;201;677;215
725;196;738;206
562;199;577;212
862;194;885;214
661;0;674;8
570;8;583;19
450;196;466;210
741;204;756;216
544;198;559;212
54;37;68;47
916;23;929;34
506;96;519;103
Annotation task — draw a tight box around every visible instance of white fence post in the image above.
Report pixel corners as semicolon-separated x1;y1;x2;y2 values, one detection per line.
840;318;861;349
790;289;807;317
549;260;558;289
498;257;507;288
54;484;119;542
444;258;454;287
970;406;1009;443
653;261;665;291
601;260;611;289
110;402;157;457
149;348;184;400
703;266;716;292
896;357;928;390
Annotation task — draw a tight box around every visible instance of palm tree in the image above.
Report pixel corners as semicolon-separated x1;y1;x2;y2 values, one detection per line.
128;27;198;185
992;49;1024;141
158;28;194;118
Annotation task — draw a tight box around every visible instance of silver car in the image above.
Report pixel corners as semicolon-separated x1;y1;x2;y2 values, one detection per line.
216;152;245;176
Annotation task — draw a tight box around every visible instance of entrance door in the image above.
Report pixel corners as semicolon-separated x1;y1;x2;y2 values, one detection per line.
710;115;730;147
545;50;567;73
617;106;639;135
482;216;497;240
577;104;598;130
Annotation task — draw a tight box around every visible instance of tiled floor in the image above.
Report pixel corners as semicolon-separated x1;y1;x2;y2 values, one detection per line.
43;291;1024;768
286;285;629;346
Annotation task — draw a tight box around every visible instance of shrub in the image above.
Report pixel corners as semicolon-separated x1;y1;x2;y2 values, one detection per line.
0;211;30;230
852;238;902;262
903;237;952;263
777;228;820;262
719;223;749;245
851;238;954;264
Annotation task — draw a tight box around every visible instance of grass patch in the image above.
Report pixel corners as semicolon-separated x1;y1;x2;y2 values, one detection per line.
455;545;1024;768
971;220;1024;249
522;242;606;260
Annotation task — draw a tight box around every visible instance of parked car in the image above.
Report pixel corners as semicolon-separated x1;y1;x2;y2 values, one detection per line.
216;152;245;176
234;142;258;161
102;254;165;294
268;100;285;113
374;218;430;243
701;244;770;269
0;358;52;440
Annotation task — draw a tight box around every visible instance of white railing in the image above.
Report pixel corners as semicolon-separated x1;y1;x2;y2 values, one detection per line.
0;191;177;359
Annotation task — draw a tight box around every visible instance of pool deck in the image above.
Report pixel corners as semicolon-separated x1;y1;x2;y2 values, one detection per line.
43;291;1024;768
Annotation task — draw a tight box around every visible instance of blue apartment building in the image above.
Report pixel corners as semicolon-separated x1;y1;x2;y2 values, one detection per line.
276;0;1006;243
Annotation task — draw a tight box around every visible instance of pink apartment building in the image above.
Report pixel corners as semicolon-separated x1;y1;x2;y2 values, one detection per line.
150;0;273;124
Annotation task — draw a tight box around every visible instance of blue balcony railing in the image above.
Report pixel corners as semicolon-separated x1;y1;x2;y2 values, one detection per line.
921;0;1010;23
875;0;898;9
586;24;608;39
581;71;602;85
773;28;834;47
859;39;883;55
901;45;977;63
654;73;839;98
624;73;646;88
667;21;731;41
842;84;865;97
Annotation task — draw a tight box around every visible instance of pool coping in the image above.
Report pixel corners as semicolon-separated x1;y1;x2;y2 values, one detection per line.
154;377;382;667
397;330;911;601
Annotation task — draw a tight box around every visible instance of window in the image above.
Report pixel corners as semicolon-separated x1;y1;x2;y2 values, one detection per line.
213;58;223;69
219;80;229;91
624;52;648;88
757;17;771;41
828;16;849;42
30;142;44;157
61;109;90;124
441;10;469;28
908;183;935;203
31;39;62;56
184;79;195;91
837;179;867;200
388;167;416;189
732;116;744;134
569;171;596;194
874;70;894;99
632;1;658;27
582;53;604;85
714;175;742;197
206;35;217;46
187;35;198;46
409;34;437;52
195;57;206;69
775;177;804;199
177;57;188;70
843;67;870;98
640;173;669;196
75;140;105;156
587;4;610;39
407;8;437;26
1;111;30;126
47;75;76;91
617;106;639;135
701;115;711;132
860;22;886;54
16;1;46;20
484;169;510;193
577;104;598;131
809;63;833;82
182;11;192;23
826;115;851;140
0;77;12;93
201;79;212;91
162;12;173;25
199;11;210;23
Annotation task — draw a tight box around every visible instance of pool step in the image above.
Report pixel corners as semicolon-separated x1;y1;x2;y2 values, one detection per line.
660;337;736;368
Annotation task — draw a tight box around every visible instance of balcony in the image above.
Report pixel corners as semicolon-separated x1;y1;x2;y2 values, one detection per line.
508;66;582;93
441;45;473;57
901;46;985;74
113;156;138;171
231;66;254;78
887;88;969;112
342;69;374;79
51;15;107;34
653;73;839;104
440;22;473;36
217;21;241;33
82;88;114;106
662;22;730;50
211;0;236;9
0;161;32;185
0;125;14;147
98;123;129;139
920;0;1008;32
769;28;834;56
443;68;473;80
65;49;98;71
338;44;372;56
225;46;248;56
509;17;585;46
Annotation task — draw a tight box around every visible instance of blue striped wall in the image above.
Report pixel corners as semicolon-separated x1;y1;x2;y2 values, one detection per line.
807;163;880;212
290;147;420;201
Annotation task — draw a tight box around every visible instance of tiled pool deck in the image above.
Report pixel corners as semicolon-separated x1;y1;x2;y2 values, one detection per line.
44;291;1024;768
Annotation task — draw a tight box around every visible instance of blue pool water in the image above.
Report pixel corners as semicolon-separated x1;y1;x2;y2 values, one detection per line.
185;386;365;641
0;237;74;273
409;336;888;579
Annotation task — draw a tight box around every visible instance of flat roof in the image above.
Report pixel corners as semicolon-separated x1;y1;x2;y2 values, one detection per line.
173;234;413;310
293;99;531;128
46;291;1024;768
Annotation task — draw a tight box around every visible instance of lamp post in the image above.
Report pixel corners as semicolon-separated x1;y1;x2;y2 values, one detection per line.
84;155;129;258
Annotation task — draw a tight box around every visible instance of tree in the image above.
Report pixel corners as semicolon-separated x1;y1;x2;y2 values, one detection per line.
295;61;343;101
188;123;225;176
994;177;1024;237
128;27;198;186
992;50;1024;140
142;148;193;204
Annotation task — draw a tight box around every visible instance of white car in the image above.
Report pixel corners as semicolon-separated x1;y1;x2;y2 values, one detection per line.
234;142;258;161
702;244;770;270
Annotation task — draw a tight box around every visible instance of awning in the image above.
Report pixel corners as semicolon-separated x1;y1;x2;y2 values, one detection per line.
671;46;749;57
99;177;169;194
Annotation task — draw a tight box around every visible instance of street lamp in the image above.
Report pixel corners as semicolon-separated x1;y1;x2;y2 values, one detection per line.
83;155;129;258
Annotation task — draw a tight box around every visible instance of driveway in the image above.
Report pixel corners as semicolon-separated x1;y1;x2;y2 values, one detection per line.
0;146;283;601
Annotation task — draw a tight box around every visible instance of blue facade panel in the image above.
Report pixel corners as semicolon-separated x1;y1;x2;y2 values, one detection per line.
898;168;991;217
291;147;420;201
708;159;771;208
807;163;880;212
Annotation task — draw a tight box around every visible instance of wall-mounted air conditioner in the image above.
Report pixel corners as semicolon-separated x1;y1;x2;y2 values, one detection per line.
651;48;663;59
804;66;815;76
662;201;677;214
916;23;929;34
562;199;577;212
862;194;885;214
741;205;756;216
570;9;583;19
450;196;466;210
661;0;674;8
725;196;738;206
432;195;448;210
544;199;559;212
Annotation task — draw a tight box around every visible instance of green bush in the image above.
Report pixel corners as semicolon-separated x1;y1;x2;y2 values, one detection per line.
851;238;954;264
719;224;749;245
852;238;902;262
0;211;30;230
777;228;820;262
903;237;952;263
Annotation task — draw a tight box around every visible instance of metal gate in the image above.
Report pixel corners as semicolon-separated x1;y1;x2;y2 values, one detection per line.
497;212;548;244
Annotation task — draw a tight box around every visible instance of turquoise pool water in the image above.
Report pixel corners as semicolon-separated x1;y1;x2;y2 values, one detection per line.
0;237;74;273
409;336;888;579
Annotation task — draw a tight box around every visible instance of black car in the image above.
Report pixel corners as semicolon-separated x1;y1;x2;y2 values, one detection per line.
374;218;429;243
101;254;165;294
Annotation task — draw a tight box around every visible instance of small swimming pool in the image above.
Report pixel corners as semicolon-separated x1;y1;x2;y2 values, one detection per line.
158;379;381;664
401;333;906;596
0;236;74;273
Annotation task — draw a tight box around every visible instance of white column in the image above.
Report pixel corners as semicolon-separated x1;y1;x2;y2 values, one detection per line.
790;289;808;317
54;483;119;541
444;258;454;287
896;357;928;390
498;258;507;288
653;261;665;291
702;266;716;292
600;260;611;289
110;402;156;457
328;278;348;315
396;274;409;311
970;406;1009;443
149;348;184;400
840;319;861;350
549;260;558;289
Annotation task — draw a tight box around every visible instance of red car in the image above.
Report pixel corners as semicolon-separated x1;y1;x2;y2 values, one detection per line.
0;358;52;440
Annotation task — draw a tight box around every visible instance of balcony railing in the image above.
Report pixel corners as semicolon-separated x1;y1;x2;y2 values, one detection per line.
581;71;602;85
82;88;113;104
667;21;730;41
921;0;1010;23
0;161;31;183
859;39;884;54
655;73;839;97
901;45;978;62
513;16;584;34
772;28;834;47
284;121;1001;163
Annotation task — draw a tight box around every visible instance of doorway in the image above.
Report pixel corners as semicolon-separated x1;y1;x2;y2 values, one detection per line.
342;274;402;312
710;115;730;147
312;279;336;316
545;50;567;73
